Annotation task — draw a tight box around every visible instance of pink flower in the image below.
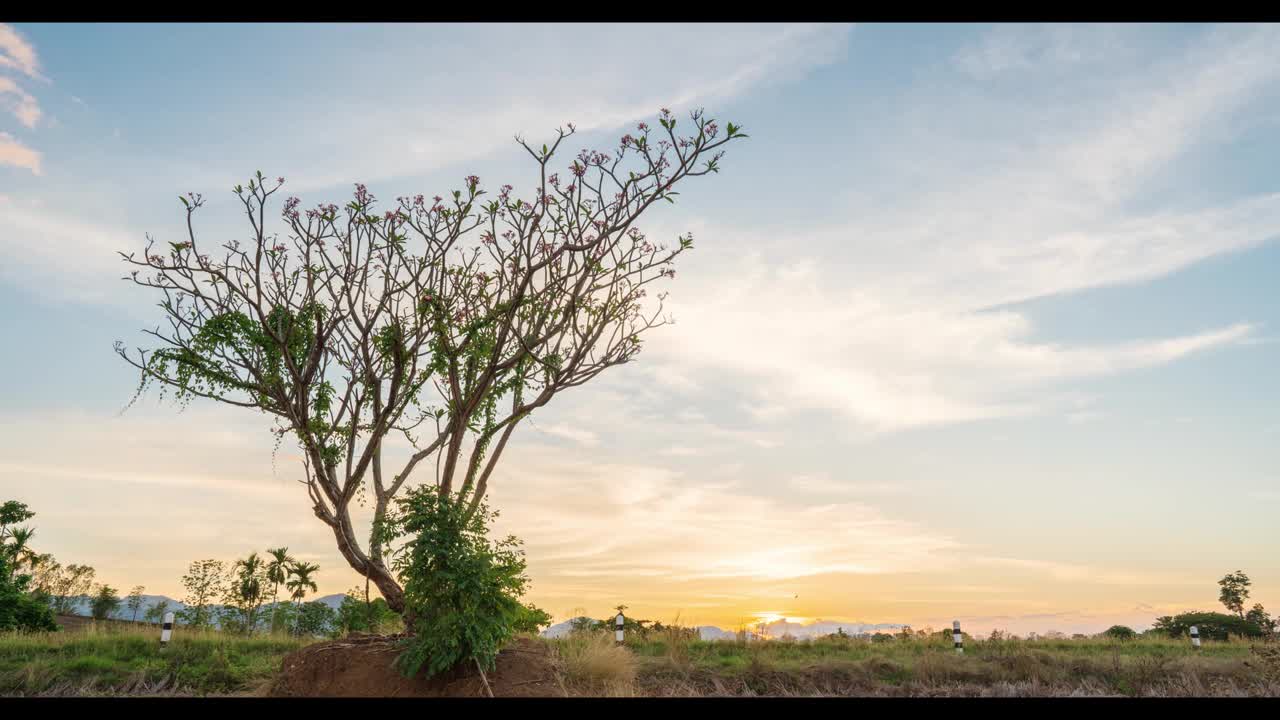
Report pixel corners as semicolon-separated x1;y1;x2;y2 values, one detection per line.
277;176;285;184
660;107;671;116
354;183;372;205
637;122;649;132
466;175;480;188
620;134;634;147
548;174;559;187
481;231;496;245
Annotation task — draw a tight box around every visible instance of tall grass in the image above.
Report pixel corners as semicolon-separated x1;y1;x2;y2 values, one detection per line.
0;621;312;696
551;630;638;696
550;626;1279;697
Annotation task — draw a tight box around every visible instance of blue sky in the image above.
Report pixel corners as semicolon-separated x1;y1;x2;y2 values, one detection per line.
1;23;1277;635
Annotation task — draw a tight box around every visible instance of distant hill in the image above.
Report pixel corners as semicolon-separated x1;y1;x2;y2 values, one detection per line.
54;593;349;627
538;616;906;641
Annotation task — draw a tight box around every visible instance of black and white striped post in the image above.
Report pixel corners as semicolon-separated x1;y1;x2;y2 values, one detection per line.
1190;625;1201;649
615;612;625;645
160;612;174;649
953;621;963;654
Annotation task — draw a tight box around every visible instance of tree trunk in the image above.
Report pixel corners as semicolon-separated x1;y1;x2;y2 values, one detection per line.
328;518;406;614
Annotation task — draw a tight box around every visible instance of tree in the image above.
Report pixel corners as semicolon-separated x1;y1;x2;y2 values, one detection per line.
1150;611;1265;640
285;561;319;634
1219;570;1251;619
90;584;121;621
379;484;534;679
223;552;269;635
40;560;95;615
126;585;146;622
1245;604;1276;636
144;599;171;624
115;109;746;613
178;559;227;629
0;501;57;632
265;546;293;632
294;600;337;638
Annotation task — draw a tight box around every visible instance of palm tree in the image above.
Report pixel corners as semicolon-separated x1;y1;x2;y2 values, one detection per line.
233;552;266;634
265;547;293;632
285;562;320;635
4;527;35;582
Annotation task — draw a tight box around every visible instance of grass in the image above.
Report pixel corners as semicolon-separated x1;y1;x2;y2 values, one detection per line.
548;629;1280;697
0;621;314;696
6;619;1278;697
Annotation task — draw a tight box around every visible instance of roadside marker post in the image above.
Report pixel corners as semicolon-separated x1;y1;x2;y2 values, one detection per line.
953;620;963;654
616;612;625;645
160;612;174;650
1190;625;1201;649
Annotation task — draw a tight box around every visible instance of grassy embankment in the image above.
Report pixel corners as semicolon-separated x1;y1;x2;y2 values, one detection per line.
0;617;313;696
5;618;1279;697
550;629;1280;697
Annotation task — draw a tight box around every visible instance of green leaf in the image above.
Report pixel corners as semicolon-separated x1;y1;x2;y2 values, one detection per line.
180;196;190;207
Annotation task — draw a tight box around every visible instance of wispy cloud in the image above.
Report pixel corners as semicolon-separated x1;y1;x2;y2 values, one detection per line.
0;76;40;128
0;24;42;81
490;445;962;587
634;25;1280;433
533;423;599;448
0;131;40;174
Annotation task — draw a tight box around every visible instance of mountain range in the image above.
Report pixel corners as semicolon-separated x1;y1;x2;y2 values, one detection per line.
537;617;905;641
54;593;349;626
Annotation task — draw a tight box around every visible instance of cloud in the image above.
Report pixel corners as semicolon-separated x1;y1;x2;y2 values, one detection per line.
0;131;40;174
970;556;1196;587
0;76;40;127
0;199;140;301
0;24;41;80
533;422;599;447
787;474;908;497
631;26;1280;433
488;444;963;587
253;24;852;194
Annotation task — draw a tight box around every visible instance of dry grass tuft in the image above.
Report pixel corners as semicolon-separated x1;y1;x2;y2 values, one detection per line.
552;630;638;696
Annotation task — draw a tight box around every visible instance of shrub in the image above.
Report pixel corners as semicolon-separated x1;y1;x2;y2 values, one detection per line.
513;603;552;635
1151;612;1266;640
1102;625;1137;641
380;485;533;679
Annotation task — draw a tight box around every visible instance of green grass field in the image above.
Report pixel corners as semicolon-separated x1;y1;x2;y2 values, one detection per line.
551;630;1280;697
3;621;1278;696
0;621;312;696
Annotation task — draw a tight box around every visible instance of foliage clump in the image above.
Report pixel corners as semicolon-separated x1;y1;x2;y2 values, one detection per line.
378;485;546;679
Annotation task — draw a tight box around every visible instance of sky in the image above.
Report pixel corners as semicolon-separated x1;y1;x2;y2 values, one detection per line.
1;22;1278;637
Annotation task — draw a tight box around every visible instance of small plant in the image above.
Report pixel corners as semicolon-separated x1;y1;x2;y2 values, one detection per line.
379;485;535;679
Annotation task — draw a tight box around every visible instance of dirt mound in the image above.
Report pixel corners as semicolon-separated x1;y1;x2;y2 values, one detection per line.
268;634;566;697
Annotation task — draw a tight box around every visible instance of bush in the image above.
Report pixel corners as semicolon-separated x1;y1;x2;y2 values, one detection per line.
1102;625;1137;641
1151;612;1266;640
335;593;401;636
294;600;337;638
0;569;57;632
513;603;552;635
380;485;534;679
